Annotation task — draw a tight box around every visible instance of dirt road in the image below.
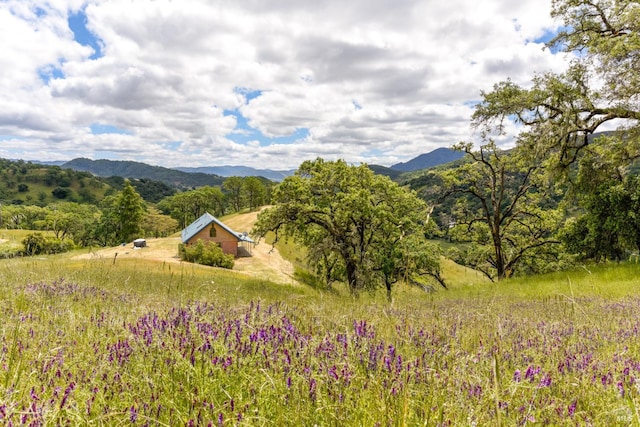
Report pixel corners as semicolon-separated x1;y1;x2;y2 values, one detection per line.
223;210;297;284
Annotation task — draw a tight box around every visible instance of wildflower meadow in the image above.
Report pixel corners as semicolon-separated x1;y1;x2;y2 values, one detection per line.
1;256;640;425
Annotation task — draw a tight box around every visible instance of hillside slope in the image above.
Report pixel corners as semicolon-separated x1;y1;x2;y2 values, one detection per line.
64;158;224;189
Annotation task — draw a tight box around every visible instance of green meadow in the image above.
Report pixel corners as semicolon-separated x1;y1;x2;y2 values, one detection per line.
1;250;640;426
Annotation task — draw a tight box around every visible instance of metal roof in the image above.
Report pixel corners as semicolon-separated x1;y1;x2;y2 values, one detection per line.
181;212;255;244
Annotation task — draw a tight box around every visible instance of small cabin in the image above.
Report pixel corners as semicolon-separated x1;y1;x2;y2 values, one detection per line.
180;212;254;257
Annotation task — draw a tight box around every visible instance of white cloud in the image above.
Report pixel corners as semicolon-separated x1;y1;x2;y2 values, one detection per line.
0;0;567;170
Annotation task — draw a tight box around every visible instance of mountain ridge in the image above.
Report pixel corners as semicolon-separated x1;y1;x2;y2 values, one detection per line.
57;147;462;187
175;165;295;182
62;158;225;189
390;147;463;172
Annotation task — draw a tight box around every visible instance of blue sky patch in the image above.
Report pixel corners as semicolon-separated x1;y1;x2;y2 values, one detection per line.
90;124;133;135
234;87;263;104
531;29;556;45
224;109;309;146
38;65;65;84
68;10;103;60
362;148;384;158
163;141;182;150
0;135;23;141
272;128;310;144
528;28;565;54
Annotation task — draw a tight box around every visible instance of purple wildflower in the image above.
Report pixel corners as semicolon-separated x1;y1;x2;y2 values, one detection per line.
513;369;521;382
524;365;540;382
538;374;552;388
309;378;317;402
468;384;483;397
59;382;75;409
617;381;625;397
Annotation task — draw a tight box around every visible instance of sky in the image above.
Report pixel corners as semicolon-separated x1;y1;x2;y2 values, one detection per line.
0;0;570;170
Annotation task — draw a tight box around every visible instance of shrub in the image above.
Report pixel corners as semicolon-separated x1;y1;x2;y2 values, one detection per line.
178;240;234;269
52;187;71;199
22;232;75;256
0;246;21;259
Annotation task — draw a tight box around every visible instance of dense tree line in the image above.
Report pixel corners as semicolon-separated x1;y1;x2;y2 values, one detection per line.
105;176;176;203
158;177;271;228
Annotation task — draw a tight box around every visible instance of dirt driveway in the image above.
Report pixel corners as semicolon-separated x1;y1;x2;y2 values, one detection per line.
222;210;297;285
73;210;297;285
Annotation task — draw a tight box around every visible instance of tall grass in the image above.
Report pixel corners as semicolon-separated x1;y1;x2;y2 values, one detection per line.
1;255;640;425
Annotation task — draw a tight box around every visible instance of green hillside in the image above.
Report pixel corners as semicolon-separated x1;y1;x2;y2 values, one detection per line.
0;158;175;205
0;159;110;205
64;158;225;189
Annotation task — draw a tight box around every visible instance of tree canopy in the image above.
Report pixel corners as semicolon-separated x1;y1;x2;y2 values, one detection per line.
561;143;640;260
252;158;443;298
460;0;640;266
473;0;640;172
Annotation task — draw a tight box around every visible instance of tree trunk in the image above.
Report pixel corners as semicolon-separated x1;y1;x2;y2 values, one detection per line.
385;277;393;302
493;232;507;280
345;258;359;295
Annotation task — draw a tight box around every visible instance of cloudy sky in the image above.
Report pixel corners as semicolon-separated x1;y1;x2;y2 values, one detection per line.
0;0;569;169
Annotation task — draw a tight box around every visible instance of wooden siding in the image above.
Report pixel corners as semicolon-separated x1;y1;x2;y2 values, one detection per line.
185;223;238;257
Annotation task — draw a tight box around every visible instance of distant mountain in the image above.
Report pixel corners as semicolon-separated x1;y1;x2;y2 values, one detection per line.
175;165;294;182
63;158;224;189
27;160;67;166
367;164;404;180
390;147;464;172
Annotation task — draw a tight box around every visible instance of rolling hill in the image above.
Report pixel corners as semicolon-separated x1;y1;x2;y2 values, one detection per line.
63;158;225;189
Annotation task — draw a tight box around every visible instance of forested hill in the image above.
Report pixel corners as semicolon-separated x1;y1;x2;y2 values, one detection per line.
63;158;224;189
0;158;176;205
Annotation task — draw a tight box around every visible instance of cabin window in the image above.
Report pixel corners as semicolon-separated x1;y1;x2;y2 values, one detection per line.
209;226;217;238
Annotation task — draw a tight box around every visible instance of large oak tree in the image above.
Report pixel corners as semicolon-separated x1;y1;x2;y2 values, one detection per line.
474;0;640;172
467;0;640;267
252;158;443;298
441;142;563;281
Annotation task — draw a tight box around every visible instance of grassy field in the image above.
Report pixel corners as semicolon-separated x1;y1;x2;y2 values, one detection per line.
1;250;640;425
